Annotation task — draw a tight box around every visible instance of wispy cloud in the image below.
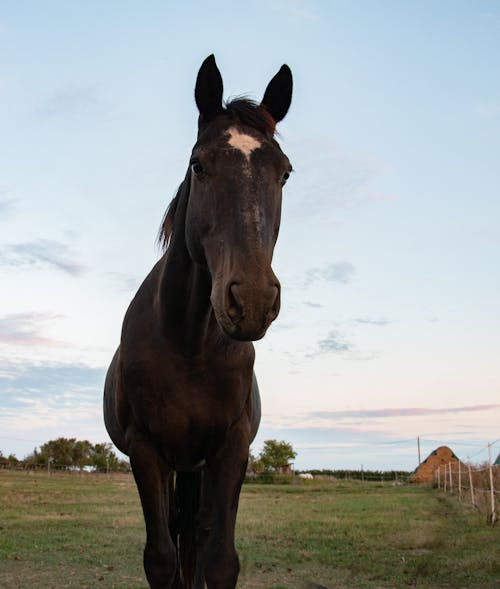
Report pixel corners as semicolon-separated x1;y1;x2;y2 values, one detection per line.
316;329;352;355
261;405;500;431
0;191;16;218
304;262;355;286
38;83;99;118
285;139;394;222
0;238;85;276
303;300;323;309
0;313;63;347
307;405;500;421
354;317;392;327
106;271;140;293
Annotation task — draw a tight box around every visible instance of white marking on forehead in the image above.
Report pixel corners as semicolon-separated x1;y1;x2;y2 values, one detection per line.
226;127;262;160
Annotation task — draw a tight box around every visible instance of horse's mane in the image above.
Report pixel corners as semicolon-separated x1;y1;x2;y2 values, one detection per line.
224;97;277;137
157;182;183;252
157;99;276;252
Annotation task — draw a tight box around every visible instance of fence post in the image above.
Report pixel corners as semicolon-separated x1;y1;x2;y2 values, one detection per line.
467;462;475;509
449;462;453;494
458;460;462;502
488;443;497;525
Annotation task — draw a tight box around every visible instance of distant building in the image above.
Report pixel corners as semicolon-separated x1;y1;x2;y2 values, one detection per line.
410;446;459;484
276;463;294;475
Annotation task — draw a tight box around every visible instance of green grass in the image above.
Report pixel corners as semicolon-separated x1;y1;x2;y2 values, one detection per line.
0;471;498;588
0;471;145;588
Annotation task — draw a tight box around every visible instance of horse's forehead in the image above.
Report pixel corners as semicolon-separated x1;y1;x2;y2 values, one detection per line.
225;127;263;160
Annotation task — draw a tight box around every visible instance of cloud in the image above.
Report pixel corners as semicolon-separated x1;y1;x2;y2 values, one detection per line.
106;271;140;293
285;138;394;223
367;193;399;203
0;361;104;402
260;405;500;432
303;301;323;309
0;192;16;218
302;328;355;360
316;329;352;355
474;101;500;119
0;238;85;276
0;360;107;459
38;84;99;118
306;405;500;421
354;317;392;326
304;262;355;286
0;361;106;430
0;313;64;347
0;360;110;457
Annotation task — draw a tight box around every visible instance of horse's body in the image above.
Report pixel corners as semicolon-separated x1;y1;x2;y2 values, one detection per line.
104;55;292;589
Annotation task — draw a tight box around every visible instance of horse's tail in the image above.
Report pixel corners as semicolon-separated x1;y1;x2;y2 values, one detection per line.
173;471;201;589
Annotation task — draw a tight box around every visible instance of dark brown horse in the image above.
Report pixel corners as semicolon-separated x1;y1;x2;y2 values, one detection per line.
104;55;292;589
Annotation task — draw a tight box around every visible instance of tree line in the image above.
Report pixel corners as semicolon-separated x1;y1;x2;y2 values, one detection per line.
1;437;298;474
0;438;130;472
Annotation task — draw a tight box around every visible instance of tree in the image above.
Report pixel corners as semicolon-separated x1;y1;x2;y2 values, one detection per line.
7;454;19;467
247;450;262;474
72;440;92;470
90;443;120;472
39;438;77;469
24;447;46;468
257;439;297;473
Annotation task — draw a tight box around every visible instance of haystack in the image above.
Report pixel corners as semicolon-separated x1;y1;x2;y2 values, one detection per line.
410;446;459;484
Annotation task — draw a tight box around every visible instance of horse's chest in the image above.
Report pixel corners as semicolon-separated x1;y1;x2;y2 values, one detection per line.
146;389;236;436
125;360;250;461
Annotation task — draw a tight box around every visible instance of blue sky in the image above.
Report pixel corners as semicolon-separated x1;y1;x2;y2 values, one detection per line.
1;1;499;470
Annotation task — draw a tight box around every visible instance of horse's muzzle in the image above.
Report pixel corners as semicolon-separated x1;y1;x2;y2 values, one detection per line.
216;277;281;341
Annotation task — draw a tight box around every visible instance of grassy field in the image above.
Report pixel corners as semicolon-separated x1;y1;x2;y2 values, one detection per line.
0;470;499;588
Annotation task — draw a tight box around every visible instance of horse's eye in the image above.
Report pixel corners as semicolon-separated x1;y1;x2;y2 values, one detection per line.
191;160;204;175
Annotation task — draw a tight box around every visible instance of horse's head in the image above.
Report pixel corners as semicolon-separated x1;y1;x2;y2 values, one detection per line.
185;55;292;341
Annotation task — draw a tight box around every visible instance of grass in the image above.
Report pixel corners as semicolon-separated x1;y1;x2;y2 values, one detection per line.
0;471;499;588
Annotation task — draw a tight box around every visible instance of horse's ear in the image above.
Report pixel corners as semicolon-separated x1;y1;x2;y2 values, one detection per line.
261;64;293;123
195;54;223;121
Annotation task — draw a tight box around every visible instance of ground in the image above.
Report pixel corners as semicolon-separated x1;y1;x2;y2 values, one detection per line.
0;471;499;588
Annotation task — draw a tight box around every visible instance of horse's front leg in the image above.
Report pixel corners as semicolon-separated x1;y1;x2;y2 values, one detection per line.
128;433;179;589
204;421;250;589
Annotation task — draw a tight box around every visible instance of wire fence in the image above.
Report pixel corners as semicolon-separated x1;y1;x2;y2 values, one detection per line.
433;441;499;525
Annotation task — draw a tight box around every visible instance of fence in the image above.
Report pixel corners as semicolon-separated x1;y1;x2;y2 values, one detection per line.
434;442;499;525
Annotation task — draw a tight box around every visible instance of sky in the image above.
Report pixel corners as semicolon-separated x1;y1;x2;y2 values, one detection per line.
1;1;499;470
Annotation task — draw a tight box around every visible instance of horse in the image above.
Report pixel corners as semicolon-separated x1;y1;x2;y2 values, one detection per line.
103;54;293;589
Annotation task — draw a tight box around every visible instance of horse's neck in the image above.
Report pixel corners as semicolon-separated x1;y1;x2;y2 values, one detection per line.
158;214;216;356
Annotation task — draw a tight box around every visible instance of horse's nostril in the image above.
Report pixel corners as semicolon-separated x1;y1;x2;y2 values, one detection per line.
227;283;243;323
266;285;280;322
